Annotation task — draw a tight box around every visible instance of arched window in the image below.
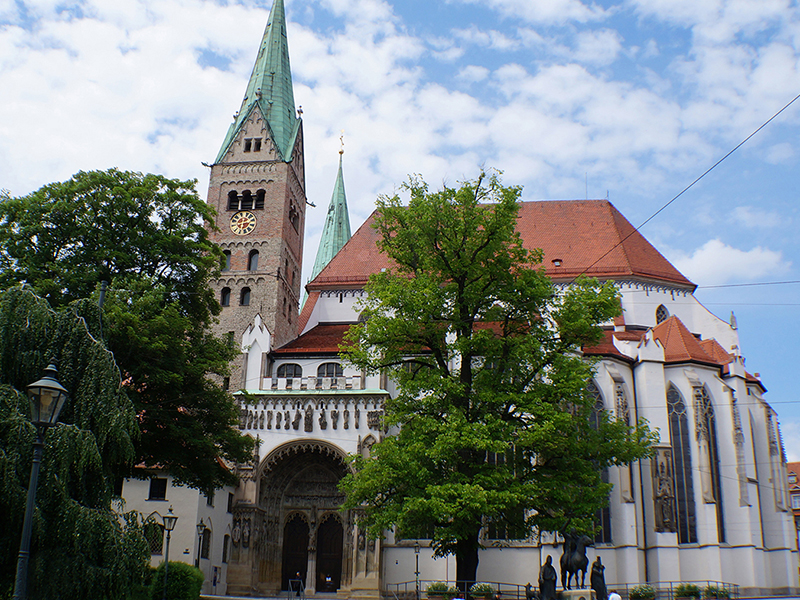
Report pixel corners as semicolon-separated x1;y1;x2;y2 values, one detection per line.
317;362;343;378
241;190;253;210
220;287;231;307
240;287;251;306
248;249;259;271
277;363;302;378
588;381;612;543
656;304;670;324
667;383;697;544
222;250;231;272
697;386;725;542
143;517;164;555
227;190;239;211
200;527;211;559
255;189;265;210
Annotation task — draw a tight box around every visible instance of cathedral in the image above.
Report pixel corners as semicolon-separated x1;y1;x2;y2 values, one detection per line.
176;0;800;595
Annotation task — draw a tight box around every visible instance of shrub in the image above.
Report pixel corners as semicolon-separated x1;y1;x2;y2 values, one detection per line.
470;583;495;598
427;582;459;599
702;586;729;599
150;561;204;600
675;584;701;599
630;585;656;600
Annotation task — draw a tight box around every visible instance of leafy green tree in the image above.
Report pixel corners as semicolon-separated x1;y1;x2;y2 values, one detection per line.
341;171;655;585
0;169;253;491
0;287;149;599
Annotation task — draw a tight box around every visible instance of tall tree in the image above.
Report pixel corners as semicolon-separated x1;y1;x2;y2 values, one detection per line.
341;172;655;585
0;169;253;491
0;287;148;599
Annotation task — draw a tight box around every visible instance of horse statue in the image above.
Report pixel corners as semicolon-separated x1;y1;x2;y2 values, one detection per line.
559;532;593;590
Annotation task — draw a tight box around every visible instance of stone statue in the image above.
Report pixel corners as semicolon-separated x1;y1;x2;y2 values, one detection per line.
590;557;607;600
525;582;536;600
538;555;557;600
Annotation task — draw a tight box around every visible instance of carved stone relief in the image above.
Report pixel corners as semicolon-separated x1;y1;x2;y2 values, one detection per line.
652;446;677;533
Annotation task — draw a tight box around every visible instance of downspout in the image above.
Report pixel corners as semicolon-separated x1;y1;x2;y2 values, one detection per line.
632;361;650;583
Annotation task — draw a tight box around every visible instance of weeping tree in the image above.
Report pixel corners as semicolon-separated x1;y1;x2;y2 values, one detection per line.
0;287;149;599
340;172;655;585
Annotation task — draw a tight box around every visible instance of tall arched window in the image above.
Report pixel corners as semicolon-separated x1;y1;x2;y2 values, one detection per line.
222;250;231;272
241;190;253;210
240;287;251;306
317;363;343;378
697;386;725;542
248;249;259;271
277;363;302;378
667;383;698;543
143;517;164;555
255;189;266;210
220;287;231;307
227;190;239;211
588;380;612;544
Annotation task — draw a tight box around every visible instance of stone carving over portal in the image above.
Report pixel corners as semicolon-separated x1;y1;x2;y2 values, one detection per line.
652;446;676;533
305;405;313;432
367;410;384;431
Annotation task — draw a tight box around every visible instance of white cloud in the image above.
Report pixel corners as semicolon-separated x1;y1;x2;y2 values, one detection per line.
456;65;490;82
453;0;607;24
731;206;785;228
764;142;796;164
670;239;791;286
571;29;623;65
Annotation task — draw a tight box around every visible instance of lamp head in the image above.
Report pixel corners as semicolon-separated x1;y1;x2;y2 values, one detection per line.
26;362;69;428
163;507;178;532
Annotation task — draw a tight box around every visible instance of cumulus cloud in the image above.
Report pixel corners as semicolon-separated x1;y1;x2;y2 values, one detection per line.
671;239;791;286
731;206;785;229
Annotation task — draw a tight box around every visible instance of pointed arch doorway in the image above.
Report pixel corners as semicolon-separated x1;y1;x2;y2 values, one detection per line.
281;514;309;592
316;516;343;592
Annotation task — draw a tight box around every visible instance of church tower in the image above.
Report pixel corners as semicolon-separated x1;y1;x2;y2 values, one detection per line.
206;0;305;387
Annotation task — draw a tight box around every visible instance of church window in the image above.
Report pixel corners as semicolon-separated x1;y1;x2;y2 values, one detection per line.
667;384;698;544
248;250;259;271
244;138;252;152
588;380;612;544
253;138;262;151
277;363;302;378
697;386;725;542
793;494;800;509
206;490;214;507
143;518;164;555
227;191;239;211
241;190;253;210
148;477;168;500
222;534;230;563
222;251;231;271
656;304;670;324
318;362;343;378
200;527;211;559
221;287;230;306
240;287;251;306
255;189;265;210
223;377;230;391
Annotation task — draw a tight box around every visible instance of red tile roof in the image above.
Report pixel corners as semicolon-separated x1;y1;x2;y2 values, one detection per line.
308;200;694;290
274;323;351;354
651;316;719;366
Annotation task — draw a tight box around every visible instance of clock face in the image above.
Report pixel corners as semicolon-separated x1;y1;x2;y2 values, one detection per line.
230;211;257;235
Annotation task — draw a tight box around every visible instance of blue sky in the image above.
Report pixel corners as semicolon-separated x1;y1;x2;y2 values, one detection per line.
1;0;799;456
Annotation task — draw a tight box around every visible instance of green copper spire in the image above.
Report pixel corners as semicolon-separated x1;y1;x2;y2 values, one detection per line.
215;0;300;163
310;149;352;282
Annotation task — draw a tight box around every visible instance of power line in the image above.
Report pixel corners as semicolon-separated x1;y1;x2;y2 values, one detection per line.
572;92;800;283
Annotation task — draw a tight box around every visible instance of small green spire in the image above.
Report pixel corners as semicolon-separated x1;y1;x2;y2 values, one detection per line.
215;0;300;163
311;149;352;282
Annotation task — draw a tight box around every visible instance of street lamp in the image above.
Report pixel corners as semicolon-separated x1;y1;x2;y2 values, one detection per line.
162;507;178;600
12;362;69;600
196;518;205;567
414;541;421;600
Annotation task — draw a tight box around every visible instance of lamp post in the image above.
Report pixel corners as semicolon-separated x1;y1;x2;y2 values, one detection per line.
162;507;178;600
414;541;421;600
12;362;69;600
195;518;205;567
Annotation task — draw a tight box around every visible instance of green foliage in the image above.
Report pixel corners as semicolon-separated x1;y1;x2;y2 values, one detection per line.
427;582;459;599
341;171;655;583
470;582;495;596
674;584;700;599
150;561;204;600
0;169;253;491
702;586;729;599
630;586;656;600
0;287;149;599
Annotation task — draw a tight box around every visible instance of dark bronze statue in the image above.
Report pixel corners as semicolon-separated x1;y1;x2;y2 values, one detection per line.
560;532;593;589
539;555;558;600
590;556;607;600
525;582;536;600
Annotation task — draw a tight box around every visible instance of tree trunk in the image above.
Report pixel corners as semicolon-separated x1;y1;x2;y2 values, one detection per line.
456;531;480;593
